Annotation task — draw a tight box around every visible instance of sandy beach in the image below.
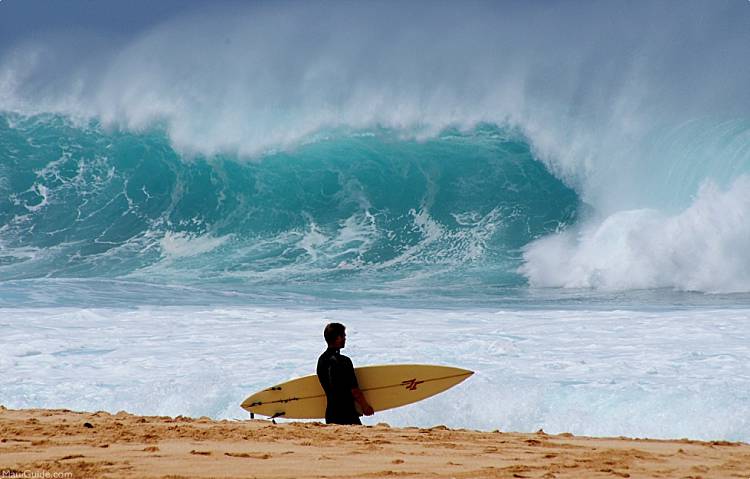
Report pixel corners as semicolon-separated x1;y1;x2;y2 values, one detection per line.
1;406;748;479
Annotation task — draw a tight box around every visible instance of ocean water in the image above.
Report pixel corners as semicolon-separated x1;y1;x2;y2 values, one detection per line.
1;1;750;441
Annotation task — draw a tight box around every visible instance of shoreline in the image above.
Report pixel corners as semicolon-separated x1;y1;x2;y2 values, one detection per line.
2;406;749;478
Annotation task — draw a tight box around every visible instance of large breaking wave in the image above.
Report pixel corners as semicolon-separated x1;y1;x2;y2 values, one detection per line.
0;115;578;293
1;1;749;294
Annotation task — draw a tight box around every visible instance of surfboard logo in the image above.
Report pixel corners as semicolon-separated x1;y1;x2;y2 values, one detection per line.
401;378;425;391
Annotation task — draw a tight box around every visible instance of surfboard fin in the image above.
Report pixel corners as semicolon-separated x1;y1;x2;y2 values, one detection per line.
270;411;284;424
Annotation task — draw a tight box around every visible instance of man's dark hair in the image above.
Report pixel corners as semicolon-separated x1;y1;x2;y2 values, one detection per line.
324;322;346;344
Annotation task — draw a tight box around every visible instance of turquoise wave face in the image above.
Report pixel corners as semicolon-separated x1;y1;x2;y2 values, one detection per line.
0;114;580;294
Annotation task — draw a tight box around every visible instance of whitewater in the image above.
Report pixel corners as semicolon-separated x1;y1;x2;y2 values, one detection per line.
1;1;749;441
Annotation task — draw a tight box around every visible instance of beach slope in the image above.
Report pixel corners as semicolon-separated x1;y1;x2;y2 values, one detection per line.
1;406;748;478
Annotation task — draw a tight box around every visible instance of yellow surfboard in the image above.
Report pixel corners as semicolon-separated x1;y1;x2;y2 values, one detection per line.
240;364;473;419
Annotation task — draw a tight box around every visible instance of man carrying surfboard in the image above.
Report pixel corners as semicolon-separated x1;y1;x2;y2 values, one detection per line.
316;323;374;425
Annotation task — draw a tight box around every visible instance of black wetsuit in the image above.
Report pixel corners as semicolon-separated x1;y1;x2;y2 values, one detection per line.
316;347;361;425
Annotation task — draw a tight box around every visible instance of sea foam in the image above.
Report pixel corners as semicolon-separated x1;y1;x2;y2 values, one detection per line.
520;176;750;293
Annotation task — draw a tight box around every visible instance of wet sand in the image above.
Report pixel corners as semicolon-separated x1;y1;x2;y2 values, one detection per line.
1;406;749;478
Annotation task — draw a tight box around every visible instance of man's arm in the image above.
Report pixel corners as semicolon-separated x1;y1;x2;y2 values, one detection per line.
351;388;374;416
342;355;373;416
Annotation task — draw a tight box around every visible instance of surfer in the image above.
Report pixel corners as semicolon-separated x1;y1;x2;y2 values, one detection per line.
316;322;374;425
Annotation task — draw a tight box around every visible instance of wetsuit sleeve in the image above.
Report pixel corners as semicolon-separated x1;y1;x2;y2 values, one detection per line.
344;356;359;389
317;356;332;394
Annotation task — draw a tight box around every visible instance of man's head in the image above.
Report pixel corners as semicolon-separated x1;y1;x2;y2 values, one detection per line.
324;322;346;349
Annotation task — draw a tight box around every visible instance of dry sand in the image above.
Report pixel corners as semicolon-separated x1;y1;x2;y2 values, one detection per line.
1;406;749;479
